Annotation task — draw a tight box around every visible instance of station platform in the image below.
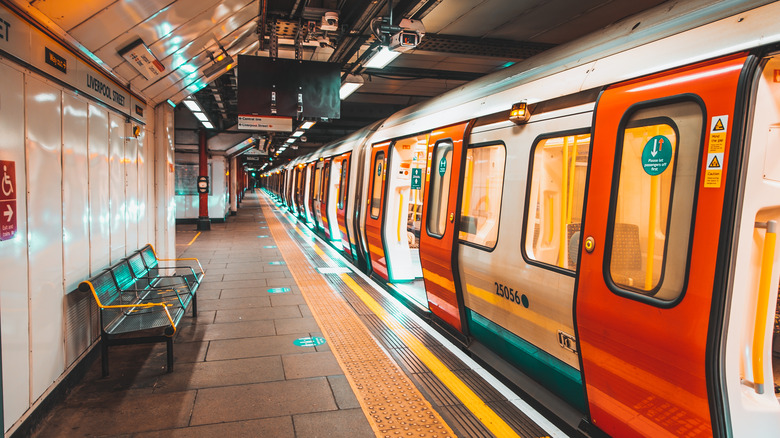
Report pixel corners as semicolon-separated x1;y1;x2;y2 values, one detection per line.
28;191;565;438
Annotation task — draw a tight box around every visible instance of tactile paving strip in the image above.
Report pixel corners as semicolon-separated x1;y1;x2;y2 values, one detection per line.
260;197;456;438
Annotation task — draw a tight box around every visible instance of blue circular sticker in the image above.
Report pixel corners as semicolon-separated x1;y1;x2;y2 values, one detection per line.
438;157;447;176
641;135;673;176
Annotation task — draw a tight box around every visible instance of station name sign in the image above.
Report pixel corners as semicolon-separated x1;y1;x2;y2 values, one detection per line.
0;4;145;123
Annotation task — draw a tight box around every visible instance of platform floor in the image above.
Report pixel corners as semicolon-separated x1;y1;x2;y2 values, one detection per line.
29;191;563;438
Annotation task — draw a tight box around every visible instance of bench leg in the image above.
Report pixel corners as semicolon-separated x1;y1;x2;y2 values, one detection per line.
192;293;198;316
166;337;174;373
101;338;109;377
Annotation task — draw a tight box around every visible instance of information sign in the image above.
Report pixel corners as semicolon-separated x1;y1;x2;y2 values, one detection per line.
641;135;673;176
438;157;447;176
0;160;17;241
411;168;422;189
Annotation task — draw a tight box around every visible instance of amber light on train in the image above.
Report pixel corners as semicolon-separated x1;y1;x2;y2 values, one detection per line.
509;101;531;124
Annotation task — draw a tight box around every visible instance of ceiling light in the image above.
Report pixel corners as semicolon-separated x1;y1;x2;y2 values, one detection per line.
339;74;364;100
183;100;201;112
364;47;400;69
292;130;304;137
202;121;214;129
286;138;296;143
194;112;209;122
213;94;222;102
300;120;316;129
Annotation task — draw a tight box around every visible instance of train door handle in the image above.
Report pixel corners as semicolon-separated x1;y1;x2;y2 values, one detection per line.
584;236;595;253
449;212;454;222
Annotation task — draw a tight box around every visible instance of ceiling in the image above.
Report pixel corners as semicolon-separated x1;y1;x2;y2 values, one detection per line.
13;0;669;164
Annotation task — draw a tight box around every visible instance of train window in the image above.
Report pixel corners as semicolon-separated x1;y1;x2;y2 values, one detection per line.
459;144;506;249
322;162;331;202
370;151;385;219
427;140;453;237
608;101;702;301
338;158;349;210
313;165;322;202
524;131;591;271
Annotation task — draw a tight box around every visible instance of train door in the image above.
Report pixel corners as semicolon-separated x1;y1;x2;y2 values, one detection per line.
575;55;748;437
303;163;313;223
365;142;391;279
335;153;352;254
419;122;471;332
327;154;345;246
307;162;318;226
319;158;332;238
381;134;429;307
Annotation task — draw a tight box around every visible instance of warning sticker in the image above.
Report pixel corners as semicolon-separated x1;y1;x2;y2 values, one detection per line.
707;153;724;170
711;116;728;133
705;116;728;188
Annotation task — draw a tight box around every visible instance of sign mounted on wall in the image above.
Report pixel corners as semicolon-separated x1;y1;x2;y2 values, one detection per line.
0;160;17;241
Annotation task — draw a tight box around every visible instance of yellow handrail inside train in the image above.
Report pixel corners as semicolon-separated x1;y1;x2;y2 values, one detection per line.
753;220;776;394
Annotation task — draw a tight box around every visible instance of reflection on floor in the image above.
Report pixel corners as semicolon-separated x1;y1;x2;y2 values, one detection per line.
388;279;427;309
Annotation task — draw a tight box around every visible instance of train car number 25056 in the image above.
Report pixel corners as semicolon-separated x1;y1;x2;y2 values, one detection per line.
494;282;529;308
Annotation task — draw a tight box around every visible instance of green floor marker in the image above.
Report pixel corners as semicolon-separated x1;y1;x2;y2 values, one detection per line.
257;235;269;238
269;261;285;265
264;245;277;249
268;287;290;294
294;336;326;347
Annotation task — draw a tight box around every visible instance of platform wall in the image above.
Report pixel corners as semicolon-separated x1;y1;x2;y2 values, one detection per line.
174;155;230;221
0;56;172;433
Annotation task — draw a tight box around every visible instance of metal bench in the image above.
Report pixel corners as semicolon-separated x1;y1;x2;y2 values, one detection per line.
78;247;204;376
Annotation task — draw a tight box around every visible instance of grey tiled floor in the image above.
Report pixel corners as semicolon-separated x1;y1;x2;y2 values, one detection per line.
30;193;373;437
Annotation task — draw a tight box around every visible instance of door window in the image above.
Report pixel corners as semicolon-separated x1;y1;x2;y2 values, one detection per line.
427;141;453;237
607;101;703;301
524;132;591;270
338;158;349;210
370;152;385;219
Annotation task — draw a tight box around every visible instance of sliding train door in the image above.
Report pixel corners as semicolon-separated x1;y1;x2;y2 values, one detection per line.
575;55;748;436
335;153;351;252
419;122;471;332
365;142;391;279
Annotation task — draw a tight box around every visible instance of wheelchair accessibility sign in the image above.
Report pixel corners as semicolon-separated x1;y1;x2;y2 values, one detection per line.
0;160;16;241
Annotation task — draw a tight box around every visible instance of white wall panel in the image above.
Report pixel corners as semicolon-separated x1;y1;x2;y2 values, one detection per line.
62;92;90;293
0;59;30;432
88;105;110;274
137;128;149;246
109;113;126;262
125;128;139;252
25;75;65;402
155;105;176;260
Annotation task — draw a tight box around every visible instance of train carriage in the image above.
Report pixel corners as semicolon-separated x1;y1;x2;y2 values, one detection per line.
262;1;780;436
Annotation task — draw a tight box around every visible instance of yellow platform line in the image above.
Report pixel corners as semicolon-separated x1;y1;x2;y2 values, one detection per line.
290;216;522;438
259;195;456;438
187;232;201;246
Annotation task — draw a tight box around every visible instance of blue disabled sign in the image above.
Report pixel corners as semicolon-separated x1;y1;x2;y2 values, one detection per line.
411;168;422;190
438;157;447;176
641;135;673;176
294;336;326;347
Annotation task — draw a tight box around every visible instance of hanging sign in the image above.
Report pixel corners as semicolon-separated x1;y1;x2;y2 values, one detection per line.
640;135;673;176
0;160;17;241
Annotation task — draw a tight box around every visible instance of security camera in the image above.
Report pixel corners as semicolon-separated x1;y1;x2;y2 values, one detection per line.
388;19;425;52
321;12;338;31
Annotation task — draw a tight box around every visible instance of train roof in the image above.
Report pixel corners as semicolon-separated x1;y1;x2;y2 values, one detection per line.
374;0;780;138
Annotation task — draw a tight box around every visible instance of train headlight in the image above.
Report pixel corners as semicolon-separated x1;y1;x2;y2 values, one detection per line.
509;101;531;124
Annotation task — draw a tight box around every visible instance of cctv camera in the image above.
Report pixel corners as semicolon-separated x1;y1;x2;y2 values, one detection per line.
321;12;338;31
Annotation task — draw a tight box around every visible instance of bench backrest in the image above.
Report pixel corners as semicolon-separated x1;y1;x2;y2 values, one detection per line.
139;245;159;273
127;252;149;280
80;270;121;307
109;261;137;292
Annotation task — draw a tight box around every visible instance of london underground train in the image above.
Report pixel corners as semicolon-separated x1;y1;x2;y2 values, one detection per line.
261;1;780;436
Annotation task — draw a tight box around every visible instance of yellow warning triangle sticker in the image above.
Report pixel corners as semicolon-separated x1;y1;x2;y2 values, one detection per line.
713;118;725;131
709;155;721;168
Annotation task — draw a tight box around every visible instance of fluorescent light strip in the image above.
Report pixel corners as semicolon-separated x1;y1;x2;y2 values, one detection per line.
183;100;201;112
364;47;401;69
339;82;363;100
194;112;209;122
291;130;304;137
300;121;316;129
